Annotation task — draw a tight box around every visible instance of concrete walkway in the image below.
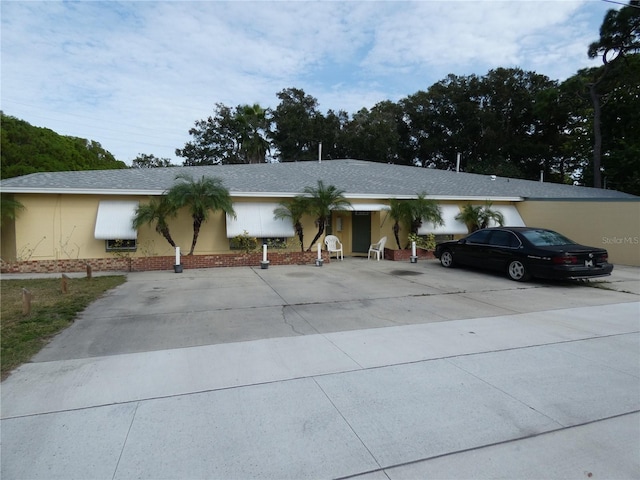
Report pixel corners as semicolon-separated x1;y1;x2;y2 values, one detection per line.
1;259;639;479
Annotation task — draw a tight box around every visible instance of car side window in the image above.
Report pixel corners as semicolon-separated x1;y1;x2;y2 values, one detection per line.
489;230;520;248
466;229;492;244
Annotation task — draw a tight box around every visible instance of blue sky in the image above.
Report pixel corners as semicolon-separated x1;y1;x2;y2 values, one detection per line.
1;1;619;165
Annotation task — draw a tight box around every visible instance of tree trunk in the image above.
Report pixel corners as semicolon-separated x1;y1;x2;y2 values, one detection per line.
295;222;304;252
393;222;401;250
589;82;603;189
189;220;201;255
159;226;177;248
307;220;325;251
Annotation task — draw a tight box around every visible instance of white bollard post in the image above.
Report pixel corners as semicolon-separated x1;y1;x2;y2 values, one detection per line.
174;246;183;273
410;241;418;264
315;242;323;266
261;244;269;269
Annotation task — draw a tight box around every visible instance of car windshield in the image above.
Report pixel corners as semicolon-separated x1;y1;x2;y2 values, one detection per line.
521;229;576;247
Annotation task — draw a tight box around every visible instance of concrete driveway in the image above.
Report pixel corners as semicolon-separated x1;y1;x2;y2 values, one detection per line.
2;259;639;479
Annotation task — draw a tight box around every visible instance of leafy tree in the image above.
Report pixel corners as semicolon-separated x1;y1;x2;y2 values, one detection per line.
302;180;351;251
132;196;178;248
455;202;504;233
588;0;640;63
342;101;402;163
270;88;323;161
317;109;351;160
132;154;174;168
1;113;126;179
397;70;560;178
176;104;239;166
387;199;413;249
176;103;271;165
273;196;308;251
167;174;235;255
399;75;483;169
586;0;640;188
0;194;25;227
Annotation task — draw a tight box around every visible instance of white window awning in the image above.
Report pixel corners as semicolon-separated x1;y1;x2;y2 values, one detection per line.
418;204;468;235
347;203;389;212
489;205;526;227
94;201;139;240
226;203;295;238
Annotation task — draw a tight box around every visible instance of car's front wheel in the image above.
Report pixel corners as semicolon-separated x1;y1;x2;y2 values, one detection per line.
440;250;455;268
507;260;530;281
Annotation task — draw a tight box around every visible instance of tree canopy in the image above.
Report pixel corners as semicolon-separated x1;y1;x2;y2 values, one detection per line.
1;113;126;179
4;3;638;195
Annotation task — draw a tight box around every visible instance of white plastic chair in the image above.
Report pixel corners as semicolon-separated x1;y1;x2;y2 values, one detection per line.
368;236;387;261
324;235;344;260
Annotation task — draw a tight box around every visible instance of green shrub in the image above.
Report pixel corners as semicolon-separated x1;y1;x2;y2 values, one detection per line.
407;233;436;251
230;231;258;253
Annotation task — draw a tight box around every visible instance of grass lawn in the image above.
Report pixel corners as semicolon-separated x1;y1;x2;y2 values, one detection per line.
1;275;126;380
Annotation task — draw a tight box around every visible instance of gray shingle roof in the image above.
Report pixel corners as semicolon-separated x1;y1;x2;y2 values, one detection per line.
1;159;637;200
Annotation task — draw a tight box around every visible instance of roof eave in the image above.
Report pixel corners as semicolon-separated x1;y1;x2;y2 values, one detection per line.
2;187;525;202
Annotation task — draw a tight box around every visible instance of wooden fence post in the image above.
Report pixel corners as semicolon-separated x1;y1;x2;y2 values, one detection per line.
61;274;69;294
22;288;32;316
86;264;92;280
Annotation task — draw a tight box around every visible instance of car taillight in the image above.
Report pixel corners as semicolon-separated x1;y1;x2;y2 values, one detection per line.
598;253;608;263
553;255;579;265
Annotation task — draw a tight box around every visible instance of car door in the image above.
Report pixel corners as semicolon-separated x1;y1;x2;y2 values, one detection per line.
459;229;493;267
486;230;521;271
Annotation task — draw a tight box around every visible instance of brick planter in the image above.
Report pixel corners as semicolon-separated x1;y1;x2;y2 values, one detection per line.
0;251;328;274
383;248;435;261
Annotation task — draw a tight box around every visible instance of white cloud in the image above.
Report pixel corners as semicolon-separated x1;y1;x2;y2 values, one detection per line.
1;0;614;164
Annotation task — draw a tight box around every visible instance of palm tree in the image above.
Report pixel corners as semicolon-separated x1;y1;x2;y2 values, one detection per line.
455;204;483;233
303;180;351;251
1;194;25;228
456;202;504;232
273;196;308;252
236;104;271;164
478;202;505;229
168;174;235;255
132;196;177;248
406;193;443;248
388;198;412;249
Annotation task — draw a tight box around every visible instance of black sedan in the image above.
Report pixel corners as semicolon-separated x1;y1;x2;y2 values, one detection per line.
434;227;613;282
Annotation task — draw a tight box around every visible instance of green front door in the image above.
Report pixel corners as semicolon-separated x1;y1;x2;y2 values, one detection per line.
352;211;371;253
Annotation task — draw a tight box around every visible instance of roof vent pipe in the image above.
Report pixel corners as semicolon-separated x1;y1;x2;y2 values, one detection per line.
456;152;461;172
540;170;544;182
318;142;322;163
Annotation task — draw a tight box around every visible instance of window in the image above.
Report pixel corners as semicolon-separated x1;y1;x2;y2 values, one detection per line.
106;239;137;251
489;230;521;248
261;238;288;249
521;229;575;247
466;229;492;244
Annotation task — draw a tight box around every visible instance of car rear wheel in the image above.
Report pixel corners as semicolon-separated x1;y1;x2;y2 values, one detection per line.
440;250;455;268
507;260;530;282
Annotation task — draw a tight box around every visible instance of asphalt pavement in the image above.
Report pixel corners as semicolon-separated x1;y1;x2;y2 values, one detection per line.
1;258;639;479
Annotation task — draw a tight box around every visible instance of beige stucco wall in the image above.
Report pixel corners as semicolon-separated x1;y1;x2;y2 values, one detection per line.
6;194;638;266
7;194;327;261
516;200;640;266
1;217;18;262
6;194;227;261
